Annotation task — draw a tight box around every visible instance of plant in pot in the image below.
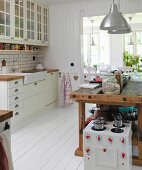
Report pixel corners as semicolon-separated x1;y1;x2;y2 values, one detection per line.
123;51;142;72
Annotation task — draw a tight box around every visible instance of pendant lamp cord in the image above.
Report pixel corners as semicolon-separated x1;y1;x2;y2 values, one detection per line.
91;20;94;34
118;0;120;11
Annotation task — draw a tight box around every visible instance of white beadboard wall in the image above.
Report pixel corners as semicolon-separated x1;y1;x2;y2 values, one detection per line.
44;0;142;91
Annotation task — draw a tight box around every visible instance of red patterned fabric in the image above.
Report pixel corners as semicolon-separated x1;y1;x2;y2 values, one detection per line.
61;74;74;106
0;137;9;170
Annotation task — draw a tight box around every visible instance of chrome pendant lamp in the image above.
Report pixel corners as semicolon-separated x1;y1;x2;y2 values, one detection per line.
90;20;95;46
108;25;131;34
100;0;131;33
108;16;132;34
128;17;134;45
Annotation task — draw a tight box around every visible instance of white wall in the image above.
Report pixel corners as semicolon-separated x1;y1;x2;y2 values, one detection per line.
44;0;142;91
109;34;124;68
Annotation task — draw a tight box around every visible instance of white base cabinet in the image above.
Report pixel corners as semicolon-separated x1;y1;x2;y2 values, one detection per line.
23;80;46;115
0;72;58;126
45;72;58;105
24;93;45;114
0;79;24;123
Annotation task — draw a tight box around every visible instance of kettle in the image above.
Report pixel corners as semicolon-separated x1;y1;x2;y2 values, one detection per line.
36;63;44;70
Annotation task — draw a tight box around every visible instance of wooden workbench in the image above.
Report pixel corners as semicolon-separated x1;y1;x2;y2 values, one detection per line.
70;81;142;166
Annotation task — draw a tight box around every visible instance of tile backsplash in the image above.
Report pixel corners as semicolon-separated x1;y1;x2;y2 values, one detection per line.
0;51;43;72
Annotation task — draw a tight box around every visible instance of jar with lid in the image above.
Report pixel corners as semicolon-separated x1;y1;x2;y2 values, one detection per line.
102;76;120;95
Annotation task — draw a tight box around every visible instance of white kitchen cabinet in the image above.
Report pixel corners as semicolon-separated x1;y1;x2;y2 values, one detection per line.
0;0;12;39
13;0;25;40
42;7;49;44
24;93;45;114
45;72;58;105
36;4;42;42
0;78;24;123
23;80;45;99
0;119;11;149
0;0;49;45
23;80;46;114
25;1;49;45
26;0;35;41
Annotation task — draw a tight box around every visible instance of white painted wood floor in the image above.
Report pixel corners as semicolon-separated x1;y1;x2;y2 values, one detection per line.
11;104;141;170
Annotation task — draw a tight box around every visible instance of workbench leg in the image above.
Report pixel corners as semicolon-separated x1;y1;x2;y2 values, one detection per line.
75;102;85;157
138;105;142;160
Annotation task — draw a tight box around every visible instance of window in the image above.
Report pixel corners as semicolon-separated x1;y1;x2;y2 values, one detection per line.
124;30;142;57
83;32;110;67
83;17;110;67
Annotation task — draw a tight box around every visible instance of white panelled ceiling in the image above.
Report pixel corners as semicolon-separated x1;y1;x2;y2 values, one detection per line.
38;0;92;5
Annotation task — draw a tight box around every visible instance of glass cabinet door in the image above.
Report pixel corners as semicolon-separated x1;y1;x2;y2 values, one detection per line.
27;0;35;40
0;0;10;37
14;0;24;38
37;4;42;41
43;7;48;42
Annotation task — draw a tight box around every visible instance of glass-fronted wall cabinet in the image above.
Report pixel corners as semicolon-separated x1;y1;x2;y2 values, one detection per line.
0;0;11;38
37;4;42;41
0;0;49;46
43;7;48;43
27;0;35;40
14;0;24;39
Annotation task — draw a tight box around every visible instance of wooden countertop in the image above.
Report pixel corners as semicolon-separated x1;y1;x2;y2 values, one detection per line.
46;69;59;73
0;110;13;123
22;69;59;73
0;75;24;81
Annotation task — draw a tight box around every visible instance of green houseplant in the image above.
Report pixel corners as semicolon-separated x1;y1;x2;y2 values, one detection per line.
123;51;142;72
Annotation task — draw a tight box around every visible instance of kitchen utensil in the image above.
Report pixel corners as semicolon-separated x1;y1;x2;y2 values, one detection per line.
36;63;44;70
113;114;123;128
93;119;104;130
119;106;138;121
102;77;120;95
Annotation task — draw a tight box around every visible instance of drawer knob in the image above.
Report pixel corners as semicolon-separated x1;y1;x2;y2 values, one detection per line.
15;81;18;84
88;95;91;99
15;104;19;108
15;89;19;92
15;97;19;100
15;112;19;116
4;122;10;130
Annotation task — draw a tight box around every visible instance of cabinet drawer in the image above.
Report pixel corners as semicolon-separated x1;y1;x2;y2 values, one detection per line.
8;86;23;96
11;109;24;124
8;93;23;105
12;109;23;118
8;101;24;111
8;79;23;88
24;80;46;99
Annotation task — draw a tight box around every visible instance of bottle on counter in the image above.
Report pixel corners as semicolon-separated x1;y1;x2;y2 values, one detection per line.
2;59;6;66
114;71;123;91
